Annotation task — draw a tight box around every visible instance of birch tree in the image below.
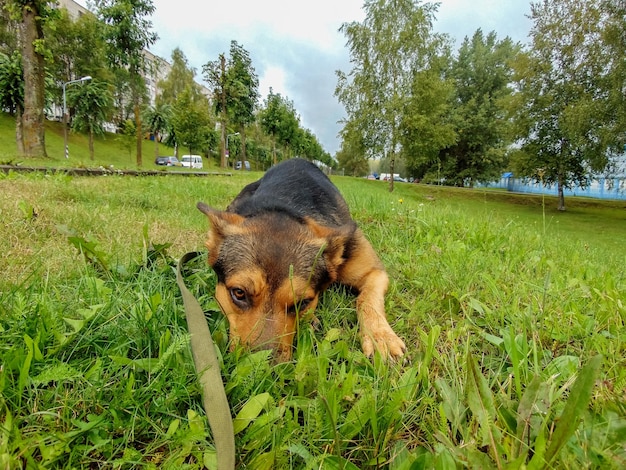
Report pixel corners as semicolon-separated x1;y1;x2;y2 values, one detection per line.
336;0;444;191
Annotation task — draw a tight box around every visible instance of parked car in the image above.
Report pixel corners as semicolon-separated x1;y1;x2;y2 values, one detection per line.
235;160;251;171
155;156;180;166
393;175;408;182
180;155;203;169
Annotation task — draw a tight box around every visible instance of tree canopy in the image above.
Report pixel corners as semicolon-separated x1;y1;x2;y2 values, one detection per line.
94;0;157;166
510;0;622;210
336;0;446;191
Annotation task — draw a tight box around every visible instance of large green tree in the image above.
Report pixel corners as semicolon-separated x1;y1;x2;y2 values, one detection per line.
170;86;213;157
225;41;259;165
258;89;300;164
143;102;170;160
203;42;259;168
45;7;108;88
0;51;24;154
157;47;203;106
94;0;157;167
7;0;56;158
67;79;114;160
203;53;228;167
156;48;204;158
336;119;370;176
0;1;18;55
601;0;626;162
336;0;444;191
511;0;619;210
437;30;519;186
400;57;456;181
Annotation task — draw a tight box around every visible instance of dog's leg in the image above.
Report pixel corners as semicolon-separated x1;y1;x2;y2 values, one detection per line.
337;230;406;359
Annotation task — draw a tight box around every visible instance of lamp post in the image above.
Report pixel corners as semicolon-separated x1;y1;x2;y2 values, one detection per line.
226;132;240;167
63;76;92;159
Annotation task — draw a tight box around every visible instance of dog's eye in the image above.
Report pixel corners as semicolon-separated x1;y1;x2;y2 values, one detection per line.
230;288;249;308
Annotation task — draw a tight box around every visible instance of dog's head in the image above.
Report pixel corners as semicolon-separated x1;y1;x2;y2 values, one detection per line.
197;202;355;361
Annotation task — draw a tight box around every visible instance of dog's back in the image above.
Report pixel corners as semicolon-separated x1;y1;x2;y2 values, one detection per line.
227;159;352;227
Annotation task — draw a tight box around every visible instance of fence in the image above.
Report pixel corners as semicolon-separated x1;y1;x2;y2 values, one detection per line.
486;175;626;200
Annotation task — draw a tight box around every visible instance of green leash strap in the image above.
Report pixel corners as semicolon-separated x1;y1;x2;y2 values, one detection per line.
176;251;235;470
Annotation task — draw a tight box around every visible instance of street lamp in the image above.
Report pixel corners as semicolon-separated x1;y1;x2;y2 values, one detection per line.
226;132;240;166
63;75;92;159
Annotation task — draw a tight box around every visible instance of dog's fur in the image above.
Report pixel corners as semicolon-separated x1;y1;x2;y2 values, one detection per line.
197;158;405;362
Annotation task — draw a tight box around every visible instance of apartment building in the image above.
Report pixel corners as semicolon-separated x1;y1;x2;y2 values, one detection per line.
55;0;173;107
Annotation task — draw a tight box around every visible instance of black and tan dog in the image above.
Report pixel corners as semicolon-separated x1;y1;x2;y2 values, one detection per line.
197;158;405;362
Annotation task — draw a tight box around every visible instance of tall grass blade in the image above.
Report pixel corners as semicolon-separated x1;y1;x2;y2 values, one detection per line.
466;351;502;469
514;375;549;458
541;355;602;467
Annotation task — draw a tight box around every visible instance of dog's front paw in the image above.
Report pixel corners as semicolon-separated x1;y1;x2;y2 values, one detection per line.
361;325;406;360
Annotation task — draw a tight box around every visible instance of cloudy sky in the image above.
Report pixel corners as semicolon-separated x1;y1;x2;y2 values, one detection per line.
81;0;533;155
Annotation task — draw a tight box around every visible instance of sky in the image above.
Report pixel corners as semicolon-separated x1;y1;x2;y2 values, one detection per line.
80;0;534;156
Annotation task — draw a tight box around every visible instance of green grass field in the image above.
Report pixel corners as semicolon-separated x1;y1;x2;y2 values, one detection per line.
1;114;625;468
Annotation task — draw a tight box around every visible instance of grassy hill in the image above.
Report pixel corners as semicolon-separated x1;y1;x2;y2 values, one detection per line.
0;112;224;171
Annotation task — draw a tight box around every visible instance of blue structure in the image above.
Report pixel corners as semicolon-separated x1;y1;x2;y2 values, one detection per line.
487;175;626;200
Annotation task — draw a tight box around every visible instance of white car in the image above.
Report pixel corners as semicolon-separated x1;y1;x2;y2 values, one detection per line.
180;155;203;169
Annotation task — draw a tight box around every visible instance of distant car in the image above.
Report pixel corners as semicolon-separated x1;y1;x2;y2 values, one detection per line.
155;156;180;166
393;176;408;182
235;160;251;171
180;155;203;169
366;174;376;180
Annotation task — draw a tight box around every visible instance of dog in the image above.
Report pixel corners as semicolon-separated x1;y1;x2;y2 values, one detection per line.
197;158;406;362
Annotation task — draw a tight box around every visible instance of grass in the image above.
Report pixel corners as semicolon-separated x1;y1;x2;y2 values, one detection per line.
1;114;625;468
0;112;225;172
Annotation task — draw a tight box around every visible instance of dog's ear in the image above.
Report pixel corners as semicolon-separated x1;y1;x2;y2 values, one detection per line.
197;202;245;264
306;218;356;274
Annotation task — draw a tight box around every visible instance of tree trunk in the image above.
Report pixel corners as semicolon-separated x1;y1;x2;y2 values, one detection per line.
272;137;276;165
557;139;567;211
557;178;566;211
20;3;47;158
15;106;25;155
89;128;95;160
240;124;246;162
219;54;228;168
135;100;142;166
154;131;159;159
220;120;226;167
389;155;395;192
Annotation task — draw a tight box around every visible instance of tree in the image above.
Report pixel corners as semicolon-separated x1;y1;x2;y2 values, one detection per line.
144;102;170;160
336;0;445;191
0;51;25;154
336;119;370;176
600;0;626;161
203;42;259;168
203;53;228;167
67;80;113;160
94;0;157;167
170;87;213;157
511;0;618;210
0;2;18;55
7;0;56;157
157;47;203;106
224;41;259;165
258;89;300;164
46;6;108;89
400;58;456;181
436;30;519;186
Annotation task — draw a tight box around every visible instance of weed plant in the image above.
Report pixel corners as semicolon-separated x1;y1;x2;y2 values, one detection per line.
0;171;625;469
